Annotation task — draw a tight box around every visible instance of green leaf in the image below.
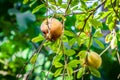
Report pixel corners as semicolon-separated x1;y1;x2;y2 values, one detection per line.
65;49;76;56
53;54;63;63
77;67;85;78
99;11;111;19
108;22;114;31
104;0;110;8
62;35;68;42
91;2;98;9
106;13;113;24
67;66;73;76
80;0;88;10
64;30;74;37
105;33;113;43
54;68;63;77
32;4;44;14
94;38;104;49
89;66;101;78
31;34;44;43
30;53;38;64
75;21;84;30
84;22;90;34
94;28;103;38
77;50;87;59
68;60;80;68
54;62;63;68
29;0;37;7
65;76;73;80
90;19;102;29
85;37;93;48
58;0;62;4
77;37;81;46
69;38;76;47
51;39;60;52
23;0;29;4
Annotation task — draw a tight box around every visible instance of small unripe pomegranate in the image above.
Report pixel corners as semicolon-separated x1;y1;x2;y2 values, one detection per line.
87;51;102;69
40;18;63;41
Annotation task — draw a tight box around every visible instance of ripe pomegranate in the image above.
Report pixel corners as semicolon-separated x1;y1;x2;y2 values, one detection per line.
87;51;102;69
40;18;63;41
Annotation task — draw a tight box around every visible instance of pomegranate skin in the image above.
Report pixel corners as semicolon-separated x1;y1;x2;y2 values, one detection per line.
40;18;63;40
87;51;102;69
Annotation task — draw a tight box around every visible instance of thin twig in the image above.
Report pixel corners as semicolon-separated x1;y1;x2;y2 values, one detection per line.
61;38;66;80
64;0;106;16
60;68;81;76
116;50;120;65
26;63;35;80
45;63;53;80
87;28;92;52
99;45;110;56
65;0;72;15
16;40;46;79
78;13;92;36
26;40;46;80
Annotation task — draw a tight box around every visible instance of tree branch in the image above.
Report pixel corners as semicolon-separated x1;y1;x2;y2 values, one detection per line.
16;40;46;79
64;0;106;16
61;38;66;80
77;13;92;36
65;0;72;15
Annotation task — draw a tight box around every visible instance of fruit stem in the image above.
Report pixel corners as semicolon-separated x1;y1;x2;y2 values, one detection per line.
99;45;110;56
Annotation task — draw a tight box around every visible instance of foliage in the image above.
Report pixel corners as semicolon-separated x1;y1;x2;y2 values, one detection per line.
0;0;120;80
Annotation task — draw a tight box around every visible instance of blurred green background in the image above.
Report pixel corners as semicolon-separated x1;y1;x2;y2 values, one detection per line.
0;0;120;80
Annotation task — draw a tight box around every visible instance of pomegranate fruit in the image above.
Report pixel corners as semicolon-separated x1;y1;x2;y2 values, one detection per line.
40;18;63;41
87;51;102;69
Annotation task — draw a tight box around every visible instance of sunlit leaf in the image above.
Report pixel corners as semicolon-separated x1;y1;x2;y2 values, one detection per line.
89;66;101;78
54;62;63;68
65;49;76;56
91;2;98;9
62;35;68;42
94;28;103;38
106;13;113;24
53;53;63;63
99;11;111;19
54;68;63;77
105;33;113;43
80;0;88;10
64;30;74;37
30;53;38;64
29;0;37;7
94;38;104;49
75;21;84;30
65;76;73;80
85;37;93;48
31;34;44;43
108;22;114;31
69;38;76;47
32;4;45;14
67;66;73;76
77;67;85;78
90;19;102;29
23;0;29;4
77;50;87;59
68;60;80;68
